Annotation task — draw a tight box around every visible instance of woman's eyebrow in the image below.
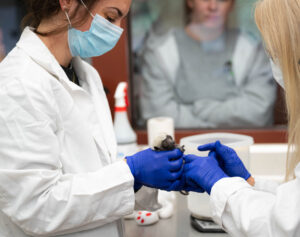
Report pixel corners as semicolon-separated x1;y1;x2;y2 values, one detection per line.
107;7;124;17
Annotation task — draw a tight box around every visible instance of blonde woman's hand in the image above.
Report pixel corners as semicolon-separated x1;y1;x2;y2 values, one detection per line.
198;141;251;181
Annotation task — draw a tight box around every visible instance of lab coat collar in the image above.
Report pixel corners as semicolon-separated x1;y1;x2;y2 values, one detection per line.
16;27;84;92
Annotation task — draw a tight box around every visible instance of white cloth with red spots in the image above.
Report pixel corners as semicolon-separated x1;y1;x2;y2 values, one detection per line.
132;190;175;225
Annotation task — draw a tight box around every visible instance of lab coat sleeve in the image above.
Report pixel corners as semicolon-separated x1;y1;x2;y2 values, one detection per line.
253;177;280;194
193;43;277;128
139;41;214;128
210;176;300;237
0;80;135;236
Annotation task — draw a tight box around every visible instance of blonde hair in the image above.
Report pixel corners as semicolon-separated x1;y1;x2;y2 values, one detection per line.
255;0;300;180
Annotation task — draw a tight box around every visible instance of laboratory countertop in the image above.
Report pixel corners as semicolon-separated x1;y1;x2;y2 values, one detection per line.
124;193;229;237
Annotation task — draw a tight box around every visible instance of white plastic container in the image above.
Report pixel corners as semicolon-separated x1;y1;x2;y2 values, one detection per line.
180;133;254;220
147;117;175;148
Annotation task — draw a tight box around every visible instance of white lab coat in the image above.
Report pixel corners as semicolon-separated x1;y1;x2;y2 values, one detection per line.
210;164;300;236
0;27;135;237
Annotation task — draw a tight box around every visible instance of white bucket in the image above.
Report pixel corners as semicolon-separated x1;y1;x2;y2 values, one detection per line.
180;133;254;220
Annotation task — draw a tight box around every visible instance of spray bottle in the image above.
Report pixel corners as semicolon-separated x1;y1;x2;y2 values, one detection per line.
113;82;138;160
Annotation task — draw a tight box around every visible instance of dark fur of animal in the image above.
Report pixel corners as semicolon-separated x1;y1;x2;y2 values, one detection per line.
154;135;185;152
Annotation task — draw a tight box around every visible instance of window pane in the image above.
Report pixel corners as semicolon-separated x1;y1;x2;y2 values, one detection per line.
131;0;281;129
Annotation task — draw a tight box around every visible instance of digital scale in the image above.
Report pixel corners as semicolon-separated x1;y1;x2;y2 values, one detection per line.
190;215;225;233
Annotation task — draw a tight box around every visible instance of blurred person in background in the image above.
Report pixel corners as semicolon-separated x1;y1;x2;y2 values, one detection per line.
140;0;276;128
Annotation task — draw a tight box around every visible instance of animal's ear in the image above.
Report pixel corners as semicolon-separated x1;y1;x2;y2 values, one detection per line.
166;135;173;140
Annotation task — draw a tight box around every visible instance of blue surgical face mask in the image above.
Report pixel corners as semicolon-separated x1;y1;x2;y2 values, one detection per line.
65;0;123;58
270;59;285;89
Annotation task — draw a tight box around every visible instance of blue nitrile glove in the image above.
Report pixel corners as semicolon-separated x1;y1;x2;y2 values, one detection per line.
126;148;184;191
183;152;228;194
167;171;205;193
198;140;251;180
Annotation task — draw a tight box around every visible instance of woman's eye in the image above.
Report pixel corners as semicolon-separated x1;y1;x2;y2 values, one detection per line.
106;16;116;23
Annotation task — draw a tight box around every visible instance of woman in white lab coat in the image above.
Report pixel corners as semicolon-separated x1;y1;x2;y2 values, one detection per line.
182;0;300;236
0;0;185;236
